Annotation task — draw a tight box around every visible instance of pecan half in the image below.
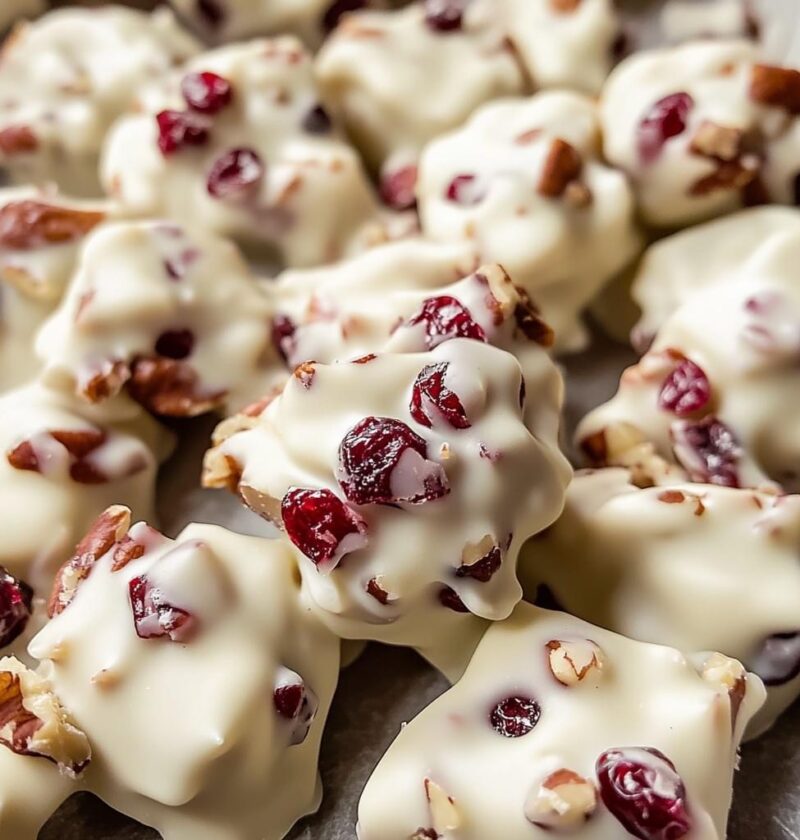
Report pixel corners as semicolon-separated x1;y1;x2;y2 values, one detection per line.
538;138;584;199
750;64;800;114
0;200;104;250
127;357;226;417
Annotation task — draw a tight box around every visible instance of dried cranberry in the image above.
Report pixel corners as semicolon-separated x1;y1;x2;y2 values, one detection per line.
181;71;233;115
129;575;196;643
750;632;800;686
490;695;541;738
338;416;449;505
366;577;390;604
379;165;418;211
0;568;33;649
274;683;305;719
404;295;487;350
281;488;368;571
195;0;225;27
637;92;694;164
206;147;264;199
658;359;711;416
410;362;471;429
596;748;691;840
424;0;465;31
156;110;210;156
671;416;741;488
438;585;469;612
303;104;333;134
445;174;486;205
456;545;501;582
271;314;297;364
322;0;367;32
154;329;195;360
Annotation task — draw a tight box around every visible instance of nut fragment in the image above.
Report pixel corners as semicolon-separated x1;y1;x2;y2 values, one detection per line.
0;200;105;251
127;357;226;417
538;139;583;199
701;652;747;729
0;126;38;155
202;447;243;493
547;639;605;686
689;158;759;196
550;0;582;11
689;121;742;162
476;264;516;325
750;64;800;114
424;778;461;833
525;769;598;830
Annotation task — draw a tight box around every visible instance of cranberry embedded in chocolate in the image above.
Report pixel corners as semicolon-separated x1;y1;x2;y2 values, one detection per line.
405;295;487;350
271;314;297;364
445;174;486;205
273;676;319;745
181;71;234;115
281;487;368;571
424;0;465;31
410;362;471;430
156;110;210;156
303;104;333;135
379;165;418;211
438;585;469;613
456;545;501;582
322;0;368;32
129;575;196;643
637;92;694;164
206;147;264;199
671;415;741;488
155;329;195;360
658;359;711;417
338;416;449;505
0;567;33;650
489;695;541;738
750;632;800;686
596;747;691;840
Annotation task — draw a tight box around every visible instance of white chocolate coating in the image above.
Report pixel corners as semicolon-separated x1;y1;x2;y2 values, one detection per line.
36;219;276;417
357;602;765;840
101;37;396;268
0;379;169;598
315;3;524;177
416;91;642;352
0;7;200;196
30;518;340;840
601;40;800;228
0;0;43;32
578;228;800;492
499;0;619;94
521;468;800;736
204;340;570;679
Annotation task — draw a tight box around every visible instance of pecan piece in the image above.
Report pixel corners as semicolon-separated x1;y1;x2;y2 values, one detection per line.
550;0;581;10
128;357;226;417
689;121;742;162
750;64;800;114
538;138;584;199
0;126;38;156
0;200;104;250
689;158;759;196
514;287;555;347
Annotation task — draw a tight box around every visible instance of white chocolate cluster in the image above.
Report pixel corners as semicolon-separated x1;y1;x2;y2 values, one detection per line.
579;226;800;492
357;602;765;840
416;91;642;351
101;37;397;268
29;511;340;840
204;339;570;678
36;219;276;417
0;7;200;196
521;468;800;736
315;2;524;187
601;39;800;228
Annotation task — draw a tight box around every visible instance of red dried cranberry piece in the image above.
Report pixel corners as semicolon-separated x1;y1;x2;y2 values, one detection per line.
195;0;225;27
410;362;471;430
490;695;541;738
405;295;487;350
750;632;800;686
637;92;694;164
155;329;195;360
658;359;711;417
596;747;691;840
206;147;264;199
273;675;318;745
379;165;418;211
424;0;465;31
156;110;210;156
445;174;486;205
271;314;297;365
671;416;741;488
0;568;33;649
129;575;196;643
338;416;449;505
281;487;368;571
303;104;333;134
366;577;390;604
456;546;501;582
438;585;469;613
322;0;367;32
181;71;233;115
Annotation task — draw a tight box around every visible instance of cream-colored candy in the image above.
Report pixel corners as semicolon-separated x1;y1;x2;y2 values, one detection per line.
102;37;395;268
204;340;570;679
357;603;765;840
30;516;340;840
315;3;524;182
578;229;800;492
0;7;199;196
601;40;800;228
0;379;169;599
417;91;642;352
499;0;619;94
521;468;800;736
36;220;275;418
0;0;42;31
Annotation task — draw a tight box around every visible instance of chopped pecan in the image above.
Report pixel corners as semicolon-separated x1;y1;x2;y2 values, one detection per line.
538;138;584;199
48;506;131;617
550;0;581;10
293;361;316;389
0;126;38;156
127;357;226;417
0;200;104;250
750;64;800;114
202;446;243;493
689;121;742;162
111;535;146;572
689;158;759;196
82;360;131;403
514;287;555;347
